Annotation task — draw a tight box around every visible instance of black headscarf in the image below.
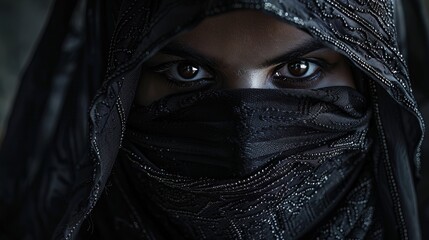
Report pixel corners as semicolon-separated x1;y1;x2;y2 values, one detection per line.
0;0;426;239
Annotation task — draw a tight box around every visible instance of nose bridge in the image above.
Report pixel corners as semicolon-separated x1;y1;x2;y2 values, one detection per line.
221;69;267;89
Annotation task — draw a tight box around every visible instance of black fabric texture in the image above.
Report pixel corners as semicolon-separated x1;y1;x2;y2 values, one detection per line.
114;87;381;239
0;0;427;239
398;0;429;238
125;87;370;178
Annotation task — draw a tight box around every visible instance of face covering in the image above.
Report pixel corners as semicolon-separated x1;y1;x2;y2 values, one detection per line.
117;86;382;239
125;87;370;178
2;0;423;238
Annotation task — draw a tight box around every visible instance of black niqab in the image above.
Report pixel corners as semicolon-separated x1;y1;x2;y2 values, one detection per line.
0;0;426;239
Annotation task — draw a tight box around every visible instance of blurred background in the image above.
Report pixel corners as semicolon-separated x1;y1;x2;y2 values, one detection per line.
0;0;52;140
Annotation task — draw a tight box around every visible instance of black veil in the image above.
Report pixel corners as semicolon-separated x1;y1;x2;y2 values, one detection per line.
0;0;115;237
0;0;427;239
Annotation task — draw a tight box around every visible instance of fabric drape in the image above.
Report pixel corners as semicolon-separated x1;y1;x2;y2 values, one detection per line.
117;87;380;239
0;0;427;239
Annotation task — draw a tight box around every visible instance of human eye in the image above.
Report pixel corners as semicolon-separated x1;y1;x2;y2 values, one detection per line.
150;60;214;88
272;59;329;89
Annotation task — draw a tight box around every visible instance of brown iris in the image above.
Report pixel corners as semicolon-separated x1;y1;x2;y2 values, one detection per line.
288;60;309;76
177;62;199;79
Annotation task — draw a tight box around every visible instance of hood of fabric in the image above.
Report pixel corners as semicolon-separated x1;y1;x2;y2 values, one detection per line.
53;1;424;239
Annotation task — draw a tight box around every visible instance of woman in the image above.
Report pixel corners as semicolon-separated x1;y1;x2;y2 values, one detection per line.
0;0;426;239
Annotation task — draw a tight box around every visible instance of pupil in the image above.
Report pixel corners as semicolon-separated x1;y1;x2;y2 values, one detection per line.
178;62;199;79
288;61;309;76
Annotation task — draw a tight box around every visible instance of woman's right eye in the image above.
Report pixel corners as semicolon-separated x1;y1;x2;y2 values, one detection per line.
151;61;214;87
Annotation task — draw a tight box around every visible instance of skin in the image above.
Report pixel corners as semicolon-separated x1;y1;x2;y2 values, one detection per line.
136;10;355;105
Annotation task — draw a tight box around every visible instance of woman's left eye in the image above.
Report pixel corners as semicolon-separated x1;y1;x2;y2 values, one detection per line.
272;59;324;88
152;61;214;86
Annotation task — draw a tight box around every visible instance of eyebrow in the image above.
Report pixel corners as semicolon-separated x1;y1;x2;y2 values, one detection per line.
261;39;327;67
159;42;220;69
158;38;327;69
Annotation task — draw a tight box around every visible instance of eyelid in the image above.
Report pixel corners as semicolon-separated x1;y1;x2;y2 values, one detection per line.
148;60;215;87
149;60;183;72
281;61;320;78
275;57;330;68
271;58;332;89
149;60;215;75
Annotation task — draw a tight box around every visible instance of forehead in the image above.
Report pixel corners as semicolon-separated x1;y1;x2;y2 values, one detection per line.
174;10;314;68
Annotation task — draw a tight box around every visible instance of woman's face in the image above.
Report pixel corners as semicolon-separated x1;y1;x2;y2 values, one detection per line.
136;10;355;105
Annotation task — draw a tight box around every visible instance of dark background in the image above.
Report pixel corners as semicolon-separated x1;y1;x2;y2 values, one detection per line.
0;0;52;139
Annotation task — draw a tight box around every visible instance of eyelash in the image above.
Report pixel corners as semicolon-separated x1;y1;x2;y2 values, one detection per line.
149;59;331;89
150;61;214;88
272;59;330;88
